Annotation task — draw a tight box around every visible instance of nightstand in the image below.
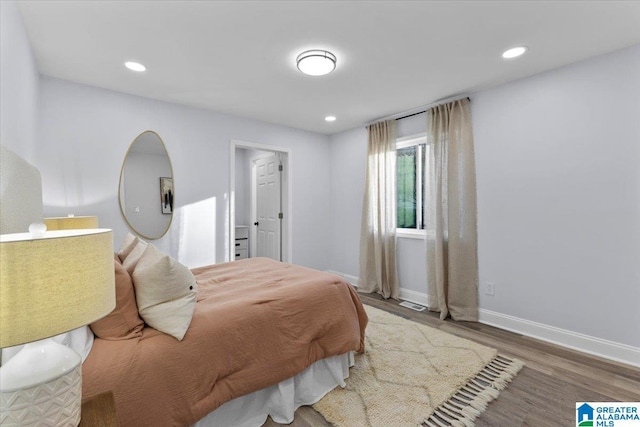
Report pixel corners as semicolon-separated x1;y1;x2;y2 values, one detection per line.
79;391;119;426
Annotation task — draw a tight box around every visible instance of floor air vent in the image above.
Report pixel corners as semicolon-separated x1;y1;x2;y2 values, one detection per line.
399;301;426;312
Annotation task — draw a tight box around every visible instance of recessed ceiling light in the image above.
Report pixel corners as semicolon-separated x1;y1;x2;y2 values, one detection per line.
325;116;336;122
502;46;527;59
297;50;337;76
125;61;146;72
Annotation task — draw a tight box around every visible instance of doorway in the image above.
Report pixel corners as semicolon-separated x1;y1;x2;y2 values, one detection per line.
229;140;291;263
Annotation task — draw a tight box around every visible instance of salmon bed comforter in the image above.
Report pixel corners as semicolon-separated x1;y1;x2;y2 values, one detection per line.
82;257;368;426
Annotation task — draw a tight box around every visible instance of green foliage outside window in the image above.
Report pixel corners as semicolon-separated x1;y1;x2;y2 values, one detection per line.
397;146;416;228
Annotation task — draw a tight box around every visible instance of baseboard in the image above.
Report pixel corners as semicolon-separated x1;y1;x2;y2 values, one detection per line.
325;270;639;367
479;309;640;368
326;270;430;307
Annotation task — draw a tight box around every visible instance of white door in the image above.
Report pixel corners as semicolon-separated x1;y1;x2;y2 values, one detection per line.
255;154;281;261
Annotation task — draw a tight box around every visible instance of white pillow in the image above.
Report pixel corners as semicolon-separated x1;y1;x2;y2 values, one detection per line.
132;244;197;341
121;237;148;274
117;232;137;261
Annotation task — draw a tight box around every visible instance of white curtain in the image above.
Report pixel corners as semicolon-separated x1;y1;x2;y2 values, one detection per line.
425;98;479;321
358;120;399;300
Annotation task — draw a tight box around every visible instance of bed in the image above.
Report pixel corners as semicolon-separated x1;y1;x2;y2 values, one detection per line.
0;145;368;426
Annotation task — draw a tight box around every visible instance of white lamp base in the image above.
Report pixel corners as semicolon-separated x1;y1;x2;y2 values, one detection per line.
0;339;82;426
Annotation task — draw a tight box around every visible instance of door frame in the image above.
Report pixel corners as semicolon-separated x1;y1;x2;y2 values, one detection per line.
229;140;291;263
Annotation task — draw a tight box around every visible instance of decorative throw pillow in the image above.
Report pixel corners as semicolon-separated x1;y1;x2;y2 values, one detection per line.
121;237;148;274
132;244;197;341
90;256;145;340
117;232;137;263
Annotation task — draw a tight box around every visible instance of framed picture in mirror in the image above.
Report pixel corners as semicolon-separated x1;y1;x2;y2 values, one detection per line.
160;177;173;214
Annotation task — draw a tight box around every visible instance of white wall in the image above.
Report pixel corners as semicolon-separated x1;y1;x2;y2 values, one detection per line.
235;149;248;226
1;2;333;270
473;45;640;349
329;45;640;362
35;77;332;271
0;0;39;162
328;127;367;277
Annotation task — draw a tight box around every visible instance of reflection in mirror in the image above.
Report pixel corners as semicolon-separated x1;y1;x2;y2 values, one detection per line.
119;131;173;240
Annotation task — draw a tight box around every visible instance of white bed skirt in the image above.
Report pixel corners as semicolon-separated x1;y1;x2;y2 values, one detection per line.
192;352;353;427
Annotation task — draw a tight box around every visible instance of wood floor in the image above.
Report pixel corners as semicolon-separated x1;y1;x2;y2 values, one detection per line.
263;293;640;427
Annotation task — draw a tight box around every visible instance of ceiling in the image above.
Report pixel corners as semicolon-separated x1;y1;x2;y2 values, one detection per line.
16;1;640;135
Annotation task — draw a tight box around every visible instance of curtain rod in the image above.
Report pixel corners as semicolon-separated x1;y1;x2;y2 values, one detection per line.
367;94;471;125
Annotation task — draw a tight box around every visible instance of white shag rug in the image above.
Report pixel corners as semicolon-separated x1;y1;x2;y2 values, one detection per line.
313;305;523;427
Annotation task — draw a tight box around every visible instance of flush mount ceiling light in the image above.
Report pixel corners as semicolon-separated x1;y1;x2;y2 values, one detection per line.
325;116;336;122
502;46;528;59
125;61;146;72
296;50;337;76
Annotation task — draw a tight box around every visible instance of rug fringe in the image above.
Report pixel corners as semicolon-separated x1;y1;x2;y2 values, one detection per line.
422;354;524;427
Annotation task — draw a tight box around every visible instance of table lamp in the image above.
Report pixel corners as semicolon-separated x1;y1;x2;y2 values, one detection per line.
0;226;115;426
43;215;99;231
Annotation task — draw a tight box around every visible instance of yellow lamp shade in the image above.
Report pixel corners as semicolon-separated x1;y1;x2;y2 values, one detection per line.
0;229;115;348
43;216;98;230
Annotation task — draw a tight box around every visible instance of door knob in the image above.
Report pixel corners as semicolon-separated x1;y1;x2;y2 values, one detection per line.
254;222;259;226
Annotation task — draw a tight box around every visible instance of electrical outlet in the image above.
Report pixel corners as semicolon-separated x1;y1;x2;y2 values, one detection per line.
485;282;495;296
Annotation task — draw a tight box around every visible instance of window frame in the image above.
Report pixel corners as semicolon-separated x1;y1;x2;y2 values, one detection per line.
396;133;427;239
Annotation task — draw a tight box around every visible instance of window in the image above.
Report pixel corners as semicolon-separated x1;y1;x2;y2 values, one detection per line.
396;135;428;234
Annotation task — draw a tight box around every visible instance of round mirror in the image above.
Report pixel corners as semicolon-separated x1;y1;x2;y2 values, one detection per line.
118;131;173;240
